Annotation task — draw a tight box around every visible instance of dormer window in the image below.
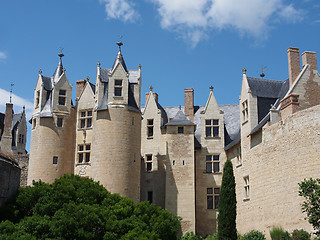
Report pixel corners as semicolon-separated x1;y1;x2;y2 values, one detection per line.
242;100;248;123
205;119;219;137
114;80;122;97
59;90;66;105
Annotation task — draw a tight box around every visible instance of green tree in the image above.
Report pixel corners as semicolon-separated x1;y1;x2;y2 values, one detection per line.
217;159;237;240
180;232;203;240
0;174;180;240
299;178;320;237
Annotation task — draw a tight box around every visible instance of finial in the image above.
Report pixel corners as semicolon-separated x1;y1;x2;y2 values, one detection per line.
270;104;275;110
117;41;123;51
86;76;90;81
149;85;153;92
9;83;14;103
23;105;25;112
209;86;214;91
97;61;100;67
138;64;142;69
39;69;42;75
58;47;64;58
63;68;66;73
242;68;247;74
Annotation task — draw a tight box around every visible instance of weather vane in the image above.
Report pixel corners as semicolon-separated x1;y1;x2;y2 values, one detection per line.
260;65;267;78
10;83;14;103
58;47;64;58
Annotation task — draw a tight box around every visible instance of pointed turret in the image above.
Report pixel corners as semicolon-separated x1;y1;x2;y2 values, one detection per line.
111;41;128;73
53;53;64;83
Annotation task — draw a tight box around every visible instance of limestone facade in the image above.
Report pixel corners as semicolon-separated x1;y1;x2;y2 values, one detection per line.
27;45;320;237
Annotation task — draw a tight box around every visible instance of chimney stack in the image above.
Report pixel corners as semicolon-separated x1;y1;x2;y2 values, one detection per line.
287;47;301;88
76;79;87;100
184;88;194;122
302;51;318;72
0;103;13;153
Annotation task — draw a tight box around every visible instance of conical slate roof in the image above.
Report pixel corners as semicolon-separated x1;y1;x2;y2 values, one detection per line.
52;54;64;83
165;110;195;126
111;43;128;73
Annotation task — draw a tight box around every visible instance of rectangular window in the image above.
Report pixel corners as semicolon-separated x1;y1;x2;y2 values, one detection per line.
147;119;154;138
206;155;220;173
32;119;37;129
18;134;24;143
207;188;213;209
146;154;152;172
242;100;248;123
207;187;220;209
36;90;40;108
214;188;220;209
205;119;219;137
78;144;91;163
53;156;58;164
57;118;63;127
114;80;122;96
147;191;153;203
178;126;184;134
244;176;250;200
79;110;93;129
58;89;66;105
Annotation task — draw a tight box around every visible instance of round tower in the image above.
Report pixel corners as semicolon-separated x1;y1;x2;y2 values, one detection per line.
90;42;141;202
28;55;76;185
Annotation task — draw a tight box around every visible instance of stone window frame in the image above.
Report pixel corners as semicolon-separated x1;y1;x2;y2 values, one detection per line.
243;175;250;201
207;187;220;209
78;144;91;163
53;156;58;165
205;119;219;138
36;90;40;108
57;117;63;128
236;146;242;167
146;154;152;172
114;79;122;97
242;100;248;124
178;126;184;134
79;110;93;129
18;134;25;144
147;119;154;138
205;155;220;173
58;89;66;106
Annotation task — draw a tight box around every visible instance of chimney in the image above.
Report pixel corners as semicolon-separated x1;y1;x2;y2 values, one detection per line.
145;92;158;104
302;51;318;72
184;88;194;122
76;79;86;100
0;103;13;153
287;47;301;88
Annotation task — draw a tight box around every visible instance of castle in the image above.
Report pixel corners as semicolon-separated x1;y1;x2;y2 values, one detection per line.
27;44;320;237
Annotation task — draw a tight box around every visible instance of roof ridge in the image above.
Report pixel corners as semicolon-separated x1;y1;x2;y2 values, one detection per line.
247;77;283;83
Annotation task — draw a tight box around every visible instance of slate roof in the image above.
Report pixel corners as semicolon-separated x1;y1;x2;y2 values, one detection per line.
165;110;195;126
111;50;128;73
247;77;283;98
52;57;64;83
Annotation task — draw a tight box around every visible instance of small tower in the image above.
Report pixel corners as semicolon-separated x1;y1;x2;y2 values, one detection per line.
28;54;76;185
90;42;142;202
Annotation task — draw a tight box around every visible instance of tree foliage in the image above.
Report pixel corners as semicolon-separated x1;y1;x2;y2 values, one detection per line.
299;178;320;237
269;227;291;240
0;174;180;240
242;230;266;240
217;159;237;240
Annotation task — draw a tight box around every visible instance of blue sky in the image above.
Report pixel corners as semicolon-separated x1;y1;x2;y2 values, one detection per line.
0;0;320;151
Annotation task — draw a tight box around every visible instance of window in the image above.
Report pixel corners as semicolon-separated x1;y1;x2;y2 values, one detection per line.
32;119;37;129
57;118;63;127
36;90;40;108
79;110;92;129
114;80;122;97
78;144;91;163
244;176;250;200
18;134;24;144
236;147;242;166
242;100;248;123
146;155;152;171
206;155;220;173
59;90;66;105
205;119;219;137
147;191;153;203
207;187;220;209
178;126;184;134
53;156;58;164
147;119;154;138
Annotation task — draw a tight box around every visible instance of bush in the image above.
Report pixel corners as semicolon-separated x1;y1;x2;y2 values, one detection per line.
270;227;291;240
205;233;218;240
181;232;203;240
291;229;311;240
242;230;266;240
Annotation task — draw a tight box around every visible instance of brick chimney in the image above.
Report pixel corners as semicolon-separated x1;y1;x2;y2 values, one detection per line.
145;92;158;104
302;51;318;72
0;103;13;153
76;79;86;100
287;47;301;88
184;88;194;122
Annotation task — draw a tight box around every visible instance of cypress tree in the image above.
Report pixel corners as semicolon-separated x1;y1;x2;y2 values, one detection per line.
217;159;237;240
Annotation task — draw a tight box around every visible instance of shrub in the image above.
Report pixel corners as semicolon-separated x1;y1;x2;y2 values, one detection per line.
270;227;291;240
205;233;218;240
242;230;266;240
291;229;311;240
181;232;203;240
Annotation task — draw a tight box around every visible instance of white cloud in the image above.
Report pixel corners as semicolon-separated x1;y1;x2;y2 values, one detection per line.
0;52;7;60
0;88;33;119
99;0;138;22
151;0;304;46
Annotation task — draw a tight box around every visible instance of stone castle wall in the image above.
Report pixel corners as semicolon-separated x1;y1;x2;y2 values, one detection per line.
232;104;320;238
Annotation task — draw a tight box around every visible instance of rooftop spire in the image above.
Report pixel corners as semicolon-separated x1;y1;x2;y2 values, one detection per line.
53;53;64;83
111;41;128;73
